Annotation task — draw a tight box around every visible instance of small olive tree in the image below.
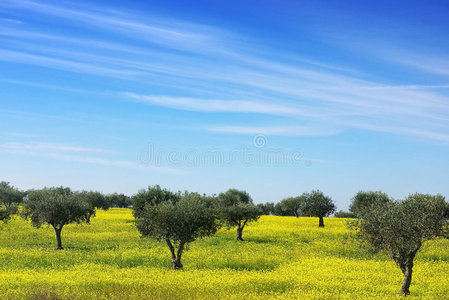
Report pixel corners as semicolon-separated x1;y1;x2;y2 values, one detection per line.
79;191;109;224
132;186;219;269
300;190;336;227
217;189;262;241
349;191;391;218
277;196;304;217
23;187;92;249
0;181;22;221
351;193;449;295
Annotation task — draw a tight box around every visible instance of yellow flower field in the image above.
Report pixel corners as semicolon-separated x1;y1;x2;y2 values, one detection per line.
0;209;448;299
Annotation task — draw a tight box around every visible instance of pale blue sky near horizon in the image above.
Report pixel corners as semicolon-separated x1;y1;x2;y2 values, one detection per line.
1;0;448;210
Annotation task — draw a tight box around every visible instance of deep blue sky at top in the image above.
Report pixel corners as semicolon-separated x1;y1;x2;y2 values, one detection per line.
0;0;448;209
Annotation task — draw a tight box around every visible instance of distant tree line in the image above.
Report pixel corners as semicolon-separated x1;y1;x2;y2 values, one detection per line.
258;190;336;227
1;181;448;296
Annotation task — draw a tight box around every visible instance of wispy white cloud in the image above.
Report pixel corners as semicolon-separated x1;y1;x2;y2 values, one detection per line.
343;122;449;143
393;55;449;77
0;17;22;24
0;78;109;95
206;125;340;136
0;142;182;174
0;49;141;78
46;153;182;174
334;38;449;79
0;142;110;153
122;93;316;117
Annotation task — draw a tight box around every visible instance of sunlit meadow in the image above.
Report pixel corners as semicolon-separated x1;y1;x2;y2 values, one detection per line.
0;209;448;299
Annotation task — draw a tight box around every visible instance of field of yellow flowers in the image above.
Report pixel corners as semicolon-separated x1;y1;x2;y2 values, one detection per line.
0;208;448;299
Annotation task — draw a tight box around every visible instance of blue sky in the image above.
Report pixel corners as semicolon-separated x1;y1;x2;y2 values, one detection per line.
1;0;448;209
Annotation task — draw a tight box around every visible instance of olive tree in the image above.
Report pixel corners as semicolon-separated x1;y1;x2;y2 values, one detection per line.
300;190;336;227
23;187;92;250
106;193;130;208
277;196;304;217
274;202;290;216
79;191;109;224
351;193;449;295
132;186;219;269
257;202;275;215
349;191;391;217
217;189;262;241
132;185;180;219
0;181;22;221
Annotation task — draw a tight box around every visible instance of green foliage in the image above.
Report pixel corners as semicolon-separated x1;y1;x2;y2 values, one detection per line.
444;202;449;219
135;192;218;244
218;188;252;206
133;186;219;269
299;190;336;227
351;193;449;295
218;202;262;228
0;181;22;222
23;187;93;249
131;185;180;219
349;191;391;217
217;189;262;241
24;187;90;228
275;196;304;217
0;204;18;222
81;191;109;210
0;181;24;205
334;210;357;218
79;191;109;223
257;202;275;215
274;203;289;216
106;193;130;208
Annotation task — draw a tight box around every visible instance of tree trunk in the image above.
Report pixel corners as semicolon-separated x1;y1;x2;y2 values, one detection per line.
236;226;244;241
86;213;91;225
166;239;184;270
318;216;324;227
53;225;64;250
399;263;413;296
172;256;183;270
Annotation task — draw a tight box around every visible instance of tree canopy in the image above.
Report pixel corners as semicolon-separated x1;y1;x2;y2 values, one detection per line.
334;210;357;218
106;193;130;208
0;181;22;222
349;191;391;218
276;196;304;217
132;185;181;219
351;193;449;295
300;190;336;227
257;202;275;215
133;186;218;269
79;191;109;223
216;189;262;241
23;187;92;249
